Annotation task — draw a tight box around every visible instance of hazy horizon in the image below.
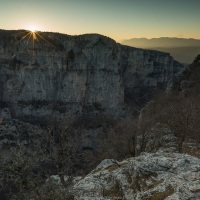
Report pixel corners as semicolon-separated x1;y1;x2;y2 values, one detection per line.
0;0;200;41
121;37;200;63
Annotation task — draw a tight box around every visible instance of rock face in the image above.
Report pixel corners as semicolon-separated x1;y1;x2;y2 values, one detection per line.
0;30;183;121
166;54;200;96
0;107;45;147
121;45;183;105
49;150;200;200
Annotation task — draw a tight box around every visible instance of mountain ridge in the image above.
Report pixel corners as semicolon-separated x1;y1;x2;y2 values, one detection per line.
121;37;200;47
121;37;200;63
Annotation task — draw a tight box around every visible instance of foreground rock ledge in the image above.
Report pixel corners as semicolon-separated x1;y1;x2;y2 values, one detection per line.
48;150;200;200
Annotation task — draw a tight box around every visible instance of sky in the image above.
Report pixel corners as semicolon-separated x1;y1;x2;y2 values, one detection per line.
0;0;200;41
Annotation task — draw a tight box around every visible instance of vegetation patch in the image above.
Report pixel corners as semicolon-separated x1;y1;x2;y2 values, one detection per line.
105;164;120;172
103;180;123;199
149;185;174;200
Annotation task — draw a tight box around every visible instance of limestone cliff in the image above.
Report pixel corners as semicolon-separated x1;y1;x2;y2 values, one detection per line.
0;30;184;121
167;54;200;97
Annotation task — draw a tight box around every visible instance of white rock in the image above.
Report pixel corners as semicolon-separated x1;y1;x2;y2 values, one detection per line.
65;151;200;199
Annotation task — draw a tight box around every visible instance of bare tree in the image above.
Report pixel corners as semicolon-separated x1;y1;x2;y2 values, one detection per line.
100;119;137;160
0;116;83;199
164;99;199;152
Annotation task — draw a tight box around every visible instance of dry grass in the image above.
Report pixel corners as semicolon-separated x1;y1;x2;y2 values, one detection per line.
130;172;163;192
105;164;120;172
149;185;174;200
103;180;123;199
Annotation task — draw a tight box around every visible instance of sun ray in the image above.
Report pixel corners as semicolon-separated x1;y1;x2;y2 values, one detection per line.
6;28;61;59
14;30;30;35
32;32;35;56
35;32;57;49
34;33;41;49
14;32;32;46
26;32;32;46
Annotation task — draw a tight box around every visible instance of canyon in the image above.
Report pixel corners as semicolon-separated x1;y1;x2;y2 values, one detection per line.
0;30;183;123
3;30;198;200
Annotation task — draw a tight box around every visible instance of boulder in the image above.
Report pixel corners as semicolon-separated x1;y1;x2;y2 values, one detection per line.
68;151;200;199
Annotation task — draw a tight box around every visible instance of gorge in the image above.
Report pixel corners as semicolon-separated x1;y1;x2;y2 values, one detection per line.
0;30;183;122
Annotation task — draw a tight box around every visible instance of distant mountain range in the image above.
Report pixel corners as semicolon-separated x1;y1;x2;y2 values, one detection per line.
121;37;200;64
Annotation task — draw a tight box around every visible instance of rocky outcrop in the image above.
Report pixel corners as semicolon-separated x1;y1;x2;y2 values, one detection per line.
0;107;45;147
0;30;184;121
193;54;200;64
47;150;200;200
166;54;200;96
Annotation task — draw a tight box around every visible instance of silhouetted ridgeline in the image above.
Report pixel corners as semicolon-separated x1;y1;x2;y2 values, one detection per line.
121;37;200;63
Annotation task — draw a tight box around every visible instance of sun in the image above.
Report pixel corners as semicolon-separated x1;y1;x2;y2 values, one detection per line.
16;25;56;52
29;26;37;33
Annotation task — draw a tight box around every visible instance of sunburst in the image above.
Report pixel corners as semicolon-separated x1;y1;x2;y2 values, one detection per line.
29;26;37;33
9;27;57;58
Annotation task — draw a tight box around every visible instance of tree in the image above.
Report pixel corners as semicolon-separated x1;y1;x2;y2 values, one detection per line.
0;116;83;199
44;117;83;187
165;99;200;152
